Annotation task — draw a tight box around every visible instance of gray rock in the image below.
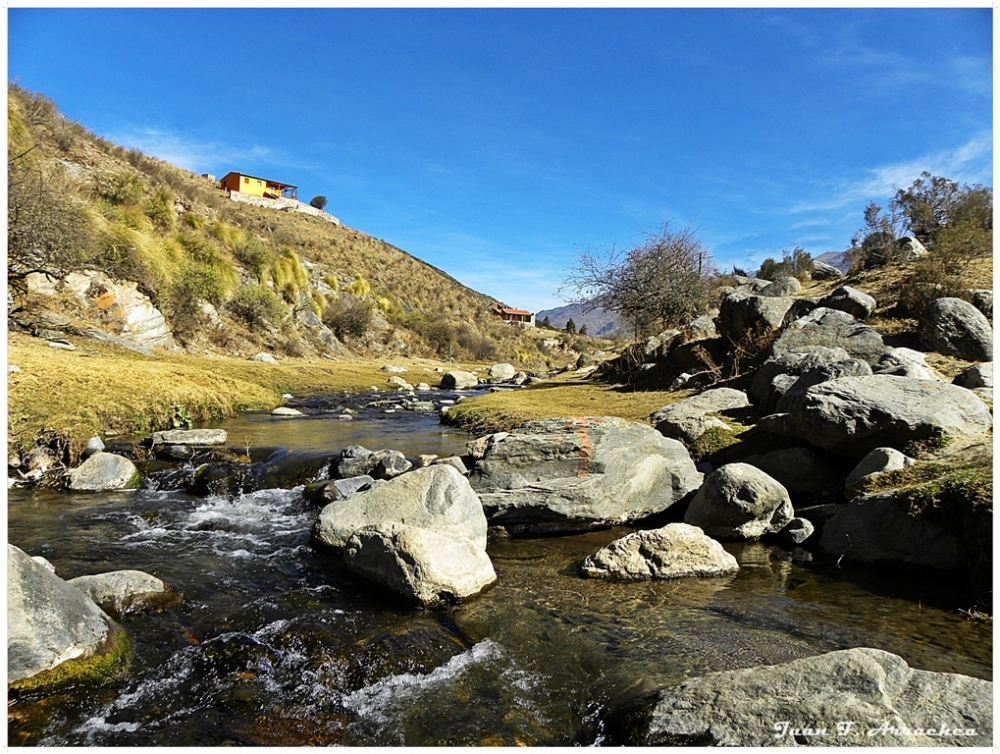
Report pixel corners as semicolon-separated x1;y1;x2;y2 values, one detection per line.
469;417;702;536
68;570;171;618
386;375;414;391
683;315;717;342
643;329;681;361
774;357;873;414
150;429;228;446
431;456;469;475
82;436;105;460
334;444;376;479
380;364;408;373
488;362;517;381
875;347;945;381
249;352;279;364
780;516;815;546
270;406;305;416
953;361;992;390
467;432;510;461
920;297;993;362
66;452;140;492
818;285;876;320
343;522;496;606
759;276;801;298
8;544;128;691
741;447;842;499
749;346;853;412
820;491;963;571
649;388;750;444
772;307;887;365
64;271;176;350
314;464;488;550
305;474;375;505
440;370;479;390
370;449;412;479
718;290;795;345
684;463;794;540
580;524;738;581
48;340;76;351
844;447;916;499
810;260;844;280
785;375;992;457
616;647;992;746
968;289;992;318
897;235;928;260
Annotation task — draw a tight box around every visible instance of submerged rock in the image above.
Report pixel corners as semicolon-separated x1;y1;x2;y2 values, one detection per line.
609;647;992;746
66;452;140;492
469;417;702;537
580;524;738;581
68;570;176;619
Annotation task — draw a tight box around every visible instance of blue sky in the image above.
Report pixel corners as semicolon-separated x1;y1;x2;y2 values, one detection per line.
8;7;993;313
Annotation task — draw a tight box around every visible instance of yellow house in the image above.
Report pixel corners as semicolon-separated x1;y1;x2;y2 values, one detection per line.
220;171;297;200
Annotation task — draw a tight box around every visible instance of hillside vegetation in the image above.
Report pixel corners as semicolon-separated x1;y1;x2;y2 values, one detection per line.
7;84;568;367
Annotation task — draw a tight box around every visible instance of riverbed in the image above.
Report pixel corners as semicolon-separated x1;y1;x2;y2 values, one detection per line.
7;396;992;745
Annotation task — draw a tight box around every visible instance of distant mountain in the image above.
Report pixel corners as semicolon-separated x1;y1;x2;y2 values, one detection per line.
814;250;851;272
534;301;624;337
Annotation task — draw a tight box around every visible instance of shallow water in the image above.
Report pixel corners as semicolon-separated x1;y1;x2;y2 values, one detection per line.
7;402;992;746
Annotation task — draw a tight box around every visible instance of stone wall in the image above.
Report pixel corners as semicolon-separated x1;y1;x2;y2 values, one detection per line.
227;191;340;224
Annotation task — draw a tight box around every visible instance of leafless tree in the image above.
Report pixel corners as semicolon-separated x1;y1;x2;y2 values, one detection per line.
562;224;716;339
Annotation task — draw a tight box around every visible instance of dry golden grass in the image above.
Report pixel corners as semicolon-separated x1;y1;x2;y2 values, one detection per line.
443;371;683;435
6;332;483;460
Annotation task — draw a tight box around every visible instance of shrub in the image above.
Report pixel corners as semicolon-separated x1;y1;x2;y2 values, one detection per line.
182;213;206;230
347;273;371;297
757;247;813;281
235;237;276;281
322;295;374;340
144;187;175;230
209;221;245;250
227;285;287;331
94;171;144;207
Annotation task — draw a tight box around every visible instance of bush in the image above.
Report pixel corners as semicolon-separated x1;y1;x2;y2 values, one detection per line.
227;286;287;331
756;247;813;281
235;237;276;281
144;187;175;230
322;294;374;340
94;171;144;207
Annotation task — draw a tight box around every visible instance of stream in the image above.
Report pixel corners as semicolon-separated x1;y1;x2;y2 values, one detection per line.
7;392;993;745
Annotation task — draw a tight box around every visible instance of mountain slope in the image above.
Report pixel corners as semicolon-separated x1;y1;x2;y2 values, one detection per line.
535;301;624;337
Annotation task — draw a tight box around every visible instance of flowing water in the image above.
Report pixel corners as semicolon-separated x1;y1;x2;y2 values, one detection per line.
7;396;993;746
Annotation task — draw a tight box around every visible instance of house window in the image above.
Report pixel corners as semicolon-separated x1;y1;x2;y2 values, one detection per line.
243;177;249;184
257;180;262;186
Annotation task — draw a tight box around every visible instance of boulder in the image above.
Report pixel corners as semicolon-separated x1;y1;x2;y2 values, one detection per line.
431;456;469;475
968;288;992;318
303;474;374;505
386;375;414;391
343;522;496;606
150;429;227;446
488;363;517;381
612;647;992;747
314;464;487;550
580;524;738;581
440;370;479;390
63;270;176;350
81;436;105;460
270;406;304;417
818;285;876;320
684;463;794;539
331;445;409;480
784;375;993;457
469;417;702;536
844;447;916;499
380;365;408;373
249;352;279;364
820;491;963;571
779;516;815;546
919;297;993;362
371;449;412;479
773;357;873;414
758;276;801;298
953;362;992;390
772;307;887;366
741;446;843;500
66;452;140;492
875;347;946;381
810;260;844;280
649;388;750;444
717;290;795;345
68;570;172;618
683;315;717;342
467;432;510;461
897;235;928;260
749;346;852;412
8;544;131;692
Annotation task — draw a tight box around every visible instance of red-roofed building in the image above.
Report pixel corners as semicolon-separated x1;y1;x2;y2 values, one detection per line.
489;302;535;327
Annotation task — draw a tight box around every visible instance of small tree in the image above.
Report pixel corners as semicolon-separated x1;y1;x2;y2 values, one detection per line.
579;323;588;336
540;315;552;329
565;317;576;334
310;195;328;211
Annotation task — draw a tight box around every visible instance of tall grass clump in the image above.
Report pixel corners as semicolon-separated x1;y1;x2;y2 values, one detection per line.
227;285;288;331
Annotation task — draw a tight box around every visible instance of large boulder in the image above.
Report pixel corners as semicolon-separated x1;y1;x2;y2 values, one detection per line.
717;290;795;345
611;647;992;746
741;446;843;501
649;388;749;444
783;375;993;457
66;452;140;492
579;524;738;581
820;491;963;571
343;522;496;606
810;259;844;280
953;362;992;390
844;447;916;499
332;445;412;480
758;276;801;298
468;417;702;536
487;363;516;381
749;346;853;412
440;370;479;390
67;570;173;618
920;297;993;362
684;463;794;539
773;357;873;414
8;544;131;692
772;307;887;366
875;347;946;381
314;464;487;550
63;270;176;350
818;285;876;320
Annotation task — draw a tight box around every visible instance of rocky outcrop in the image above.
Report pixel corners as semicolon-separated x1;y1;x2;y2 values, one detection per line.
919;297;993;362
580;524;738;580
68;570;174;618
8;544;132;692
343;522;496;606
718;290;795;344
468;417;702;536
779;375;993;457
314;464;487;550
65;452;140;492
684;463;794;540
63;270;176;350
611;647;992;746
820;491;964;571
771;307;887;366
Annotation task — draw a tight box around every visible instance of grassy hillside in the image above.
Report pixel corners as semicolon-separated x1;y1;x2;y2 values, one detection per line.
7;84;567;367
